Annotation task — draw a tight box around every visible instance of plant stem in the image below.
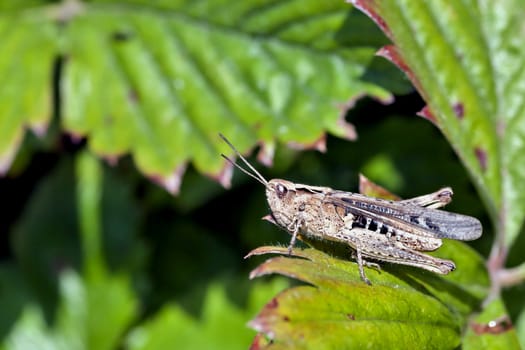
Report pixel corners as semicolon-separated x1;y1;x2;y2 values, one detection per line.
497;263;525;288
486;216;508;302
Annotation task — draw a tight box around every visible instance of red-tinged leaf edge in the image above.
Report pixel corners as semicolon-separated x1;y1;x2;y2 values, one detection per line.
358;173;400;200
256;141;276;168
350;0;392;39
250;332;272;350
0;139;19;175
286;134;327;153
470;315;513;335
149;162;187;195
463;298;521;348
376;45;423;93
351;3;439;130
417;105;438;126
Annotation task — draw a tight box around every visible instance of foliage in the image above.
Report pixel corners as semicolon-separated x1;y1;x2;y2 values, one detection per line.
1;0;524;349
0;0;397;192
246;245;486;349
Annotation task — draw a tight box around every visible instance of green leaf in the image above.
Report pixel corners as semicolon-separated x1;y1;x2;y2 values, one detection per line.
247;245;488;349
463;298;521;350
125;278;288;350
76;150;105;277
0;1;402;193
350;0;525;246
83;272;138;350
62;0;394;192
4;269;138;350
5;150;139;349
75;150;140;349
0;264;32;340
10;149;144;313
11;157;82;314
516;303;525;349
0;9;57;174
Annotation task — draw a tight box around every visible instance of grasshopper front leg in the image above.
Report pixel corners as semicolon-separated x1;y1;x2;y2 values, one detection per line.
262;214;304;254
286;218;304;254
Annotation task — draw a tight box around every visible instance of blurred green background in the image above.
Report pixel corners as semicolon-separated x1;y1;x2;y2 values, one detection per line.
0;0;509;349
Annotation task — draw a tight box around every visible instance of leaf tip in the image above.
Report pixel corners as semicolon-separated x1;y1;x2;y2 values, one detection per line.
359;174;400;200
29;121;49;137
245;246;296;259
257;141;275;167
103;154;120;166
416;106;438;125
151;163;187;195
337;118;358;142
249;262;273;280
0;133;23;175
350;0;392;39
211;159;235;188
287;134;328;152
248;297;280;335
336;96;366;141
0;152;15;176
68;131;87;144
248;254;285;279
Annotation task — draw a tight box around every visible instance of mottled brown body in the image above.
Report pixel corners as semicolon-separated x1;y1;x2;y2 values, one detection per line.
219;134;483;284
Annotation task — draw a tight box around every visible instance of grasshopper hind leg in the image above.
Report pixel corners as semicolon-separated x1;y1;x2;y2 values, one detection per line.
399;187;453;209
338;228;456;284
355;249;373;285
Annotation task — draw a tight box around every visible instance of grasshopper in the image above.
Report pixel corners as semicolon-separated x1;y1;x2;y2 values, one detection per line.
219;134;482;284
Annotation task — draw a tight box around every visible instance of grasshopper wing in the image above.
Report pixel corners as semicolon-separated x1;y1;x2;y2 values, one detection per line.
329;192;482;241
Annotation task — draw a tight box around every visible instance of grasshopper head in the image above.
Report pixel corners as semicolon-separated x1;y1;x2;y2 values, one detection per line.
265;179;297;229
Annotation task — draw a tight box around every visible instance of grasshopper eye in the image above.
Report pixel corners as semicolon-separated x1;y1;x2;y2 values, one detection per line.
276;183;288;198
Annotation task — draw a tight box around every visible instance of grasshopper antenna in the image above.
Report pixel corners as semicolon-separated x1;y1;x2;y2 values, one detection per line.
219;133;268;186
